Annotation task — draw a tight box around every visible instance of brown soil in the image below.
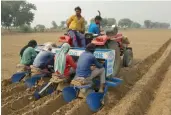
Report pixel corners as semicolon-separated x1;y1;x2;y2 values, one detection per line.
146;66;171;115
108;39;171;115
2;29;171;115
22;94;66;115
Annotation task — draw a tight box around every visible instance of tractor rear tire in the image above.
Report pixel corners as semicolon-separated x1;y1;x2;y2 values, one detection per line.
107;40;121;77
123;49;133;67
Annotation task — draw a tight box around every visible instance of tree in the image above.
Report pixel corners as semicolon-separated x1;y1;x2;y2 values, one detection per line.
20;24;32;33
118;18;133;28
35;24;45;32
101;18;108;27
1;1;36;28
107;18;116;26
144;20;152;28
1;1;13;28
159;23;170;28
15;2;36;26
60;21;66;28
51;21;58;29
144;20;170;29
131;22;141;28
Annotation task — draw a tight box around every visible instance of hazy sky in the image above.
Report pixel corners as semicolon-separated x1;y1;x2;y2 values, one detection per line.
29;1;171;28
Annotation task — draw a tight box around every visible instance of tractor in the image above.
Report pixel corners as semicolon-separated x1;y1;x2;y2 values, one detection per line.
59;11;133;78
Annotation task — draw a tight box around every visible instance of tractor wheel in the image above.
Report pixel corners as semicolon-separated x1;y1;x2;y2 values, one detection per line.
107;40;121;77
97;40;121;77
123;49;133;67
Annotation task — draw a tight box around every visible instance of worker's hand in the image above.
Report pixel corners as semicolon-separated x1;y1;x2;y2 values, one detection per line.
90;65;96;71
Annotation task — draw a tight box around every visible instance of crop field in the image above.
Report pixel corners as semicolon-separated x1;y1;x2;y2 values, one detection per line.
1;29;171;115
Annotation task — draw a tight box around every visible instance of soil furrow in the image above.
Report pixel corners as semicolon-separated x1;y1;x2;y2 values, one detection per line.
52;99;80;115
2;78;12;87
10;91;59;115
22;94;66;115
146;65;171;115
108;39;171;115
2;92;33;115
2;83;26;98
2;90;27;105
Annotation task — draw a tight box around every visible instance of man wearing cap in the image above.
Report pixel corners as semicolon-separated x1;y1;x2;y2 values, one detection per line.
32;44;55;74
67;6;86;47
88;16;102;35
74;43;105;92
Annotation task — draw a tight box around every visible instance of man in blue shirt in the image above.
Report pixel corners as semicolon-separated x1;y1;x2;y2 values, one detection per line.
88;16;102;34
32;44;54;73
75;43;105;92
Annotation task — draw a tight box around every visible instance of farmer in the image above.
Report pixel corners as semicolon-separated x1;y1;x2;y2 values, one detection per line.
17;40;37;72
74;43;105;92
54;43;77;80
67;6;86;47
31;44;55;75
88;15;102;35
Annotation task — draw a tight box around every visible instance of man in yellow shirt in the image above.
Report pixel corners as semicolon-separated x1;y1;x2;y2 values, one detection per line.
67;6;86;47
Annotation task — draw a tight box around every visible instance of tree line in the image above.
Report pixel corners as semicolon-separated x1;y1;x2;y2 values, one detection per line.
1;1;170;33
89;18;170;29
144;20;170;29
1;1;36;29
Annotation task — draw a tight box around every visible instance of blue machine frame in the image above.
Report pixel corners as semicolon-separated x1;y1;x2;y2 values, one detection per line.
35;45;116;77
35;45;123;112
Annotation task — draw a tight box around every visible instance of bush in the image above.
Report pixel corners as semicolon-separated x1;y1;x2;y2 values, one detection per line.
20;25;33;33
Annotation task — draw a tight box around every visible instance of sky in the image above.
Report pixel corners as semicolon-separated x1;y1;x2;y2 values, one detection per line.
28;1;171;28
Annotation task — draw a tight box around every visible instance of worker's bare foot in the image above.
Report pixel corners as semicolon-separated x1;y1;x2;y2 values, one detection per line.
99;88;104;93
99;84;105;93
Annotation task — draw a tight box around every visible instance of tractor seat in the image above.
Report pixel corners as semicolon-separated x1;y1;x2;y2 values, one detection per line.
85;33;98;39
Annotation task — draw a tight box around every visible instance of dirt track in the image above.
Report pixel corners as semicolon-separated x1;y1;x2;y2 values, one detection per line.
146;65;171;115
1;29;171;115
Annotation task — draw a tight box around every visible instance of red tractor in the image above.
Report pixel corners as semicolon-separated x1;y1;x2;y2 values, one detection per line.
59;12;133;77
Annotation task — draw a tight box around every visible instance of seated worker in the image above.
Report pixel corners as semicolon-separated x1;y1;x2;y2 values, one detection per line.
74;43;105;92
88;15;102;35
17;40;37;72
31;44;54;75
67;6;86;47
54;43;77;80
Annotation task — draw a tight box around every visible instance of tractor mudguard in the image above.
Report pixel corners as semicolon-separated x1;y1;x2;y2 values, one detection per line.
58;35;72;46
91;35;109;46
